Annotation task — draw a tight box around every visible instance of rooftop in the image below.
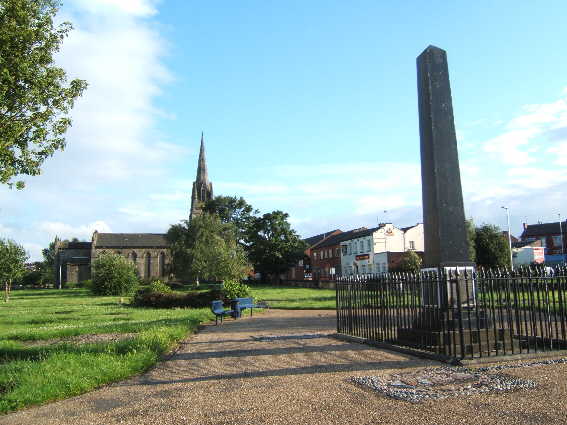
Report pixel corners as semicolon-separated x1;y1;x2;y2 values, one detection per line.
95;233;168;248
303;229;341;248
521;222;567;239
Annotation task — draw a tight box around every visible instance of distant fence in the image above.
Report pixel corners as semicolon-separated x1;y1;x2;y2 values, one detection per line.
336;267;567;361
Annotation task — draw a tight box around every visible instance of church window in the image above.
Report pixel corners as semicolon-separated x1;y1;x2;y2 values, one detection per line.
159;252;166;277
145;253;151;279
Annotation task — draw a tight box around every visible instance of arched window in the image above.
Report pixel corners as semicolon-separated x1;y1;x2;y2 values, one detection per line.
145;252;151;279
131;251;137;264
159;252;166;277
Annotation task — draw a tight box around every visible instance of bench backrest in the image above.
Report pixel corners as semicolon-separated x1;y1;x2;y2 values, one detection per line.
234;297;254;307
211;300;225;313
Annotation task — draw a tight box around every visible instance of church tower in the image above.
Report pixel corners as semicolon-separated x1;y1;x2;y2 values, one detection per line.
190;133;213;220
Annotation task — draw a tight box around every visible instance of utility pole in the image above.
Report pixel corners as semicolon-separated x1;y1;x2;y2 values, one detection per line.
502;206;513;270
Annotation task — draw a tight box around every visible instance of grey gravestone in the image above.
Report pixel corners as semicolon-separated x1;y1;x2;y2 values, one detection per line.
417;45;473;269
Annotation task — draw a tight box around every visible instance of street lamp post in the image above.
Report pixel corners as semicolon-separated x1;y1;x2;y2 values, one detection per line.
502;206;513;270
559;214;565;264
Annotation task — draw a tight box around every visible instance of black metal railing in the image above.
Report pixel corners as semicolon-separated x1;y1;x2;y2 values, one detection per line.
336;267;567;360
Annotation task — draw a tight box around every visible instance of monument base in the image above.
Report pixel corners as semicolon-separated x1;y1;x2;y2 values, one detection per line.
409;307;490;331
397;326;517;356
421;265;476;308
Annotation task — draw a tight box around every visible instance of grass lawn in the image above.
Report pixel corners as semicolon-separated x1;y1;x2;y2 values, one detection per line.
0;289;213;414
250;285;336;309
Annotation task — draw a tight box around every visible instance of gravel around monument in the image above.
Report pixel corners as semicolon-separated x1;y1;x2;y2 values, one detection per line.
2;309;567;425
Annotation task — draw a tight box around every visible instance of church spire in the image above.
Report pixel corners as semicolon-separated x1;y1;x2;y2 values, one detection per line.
196;132;209;183
190;132;213;221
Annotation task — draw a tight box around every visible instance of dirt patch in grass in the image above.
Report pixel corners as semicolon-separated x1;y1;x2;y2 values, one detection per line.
23;333;137;347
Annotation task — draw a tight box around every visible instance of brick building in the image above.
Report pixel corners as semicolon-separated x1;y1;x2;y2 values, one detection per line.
520;221;567;264
286;230;342;280
311;228;368;278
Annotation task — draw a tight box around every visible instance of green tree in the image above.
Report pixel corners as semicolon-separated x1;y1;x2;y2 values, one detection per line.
0;238;28;301
40;236;58;285
395;250;422;273
166;214;250;284
474;224;511;268
1;0;87;189
246;211;307;281
91;252;139;296
203;196;258;245
466;218;476;263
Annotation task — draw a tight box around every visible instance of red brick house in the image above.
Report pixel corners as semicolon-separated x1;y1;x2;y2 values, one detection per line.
311;228;366;279
520;221;567;263
285;229;342;280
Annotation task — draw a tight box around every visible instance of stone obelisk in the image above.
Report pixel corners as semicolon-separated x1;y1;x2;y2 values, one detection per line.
417;46;472;269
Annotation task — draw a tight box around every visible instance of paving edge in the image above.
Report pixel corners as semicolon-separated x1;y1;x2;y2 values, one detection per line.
333;333;567;367
332;333;458;365
459;349;567;366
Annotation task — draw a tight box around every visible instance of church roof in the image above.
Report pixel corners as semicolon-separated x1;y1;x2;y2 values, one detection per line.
95;233;168;248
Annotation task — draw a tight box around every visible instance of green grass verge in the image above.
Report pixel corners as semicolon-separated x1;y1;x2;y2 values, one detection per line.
0;289;213;414
249;285;336;309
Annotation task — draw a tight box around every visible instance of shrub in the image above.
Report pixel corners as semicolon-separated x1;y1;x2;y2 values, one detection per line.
91;253;139;296
221;279;251;300
18;269;43;287
132;289;223;309
149;280;172;294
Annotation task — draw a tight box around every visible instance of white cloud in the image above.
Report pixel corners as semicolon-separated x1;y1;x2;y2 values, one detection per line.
23;243;44;263
482;92;567;165
38;220;112;241
0;224;13;236
73;0;158;17
482;128;539;165
547;142;567;166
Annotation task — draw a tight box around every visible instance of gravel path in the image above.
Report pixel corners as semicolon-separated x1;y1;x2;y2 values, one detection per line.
3;309;567;425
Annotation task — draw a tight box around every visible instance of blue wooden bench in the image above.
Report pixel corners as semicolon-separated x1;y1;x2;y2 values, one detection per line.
211;300;234;325
232;297;260;318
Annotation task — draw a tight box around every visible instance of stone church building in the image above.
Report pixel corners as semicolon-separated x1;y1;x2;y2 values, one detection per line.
55;135;213;286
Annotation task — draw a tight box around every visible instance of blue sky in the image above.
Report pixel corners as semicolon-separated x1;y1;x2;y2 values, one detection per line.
2;0;567;260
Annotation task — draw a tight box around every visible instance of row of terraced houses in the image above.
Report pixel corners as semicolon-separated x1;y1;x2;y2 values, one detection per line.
287;223;424;280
